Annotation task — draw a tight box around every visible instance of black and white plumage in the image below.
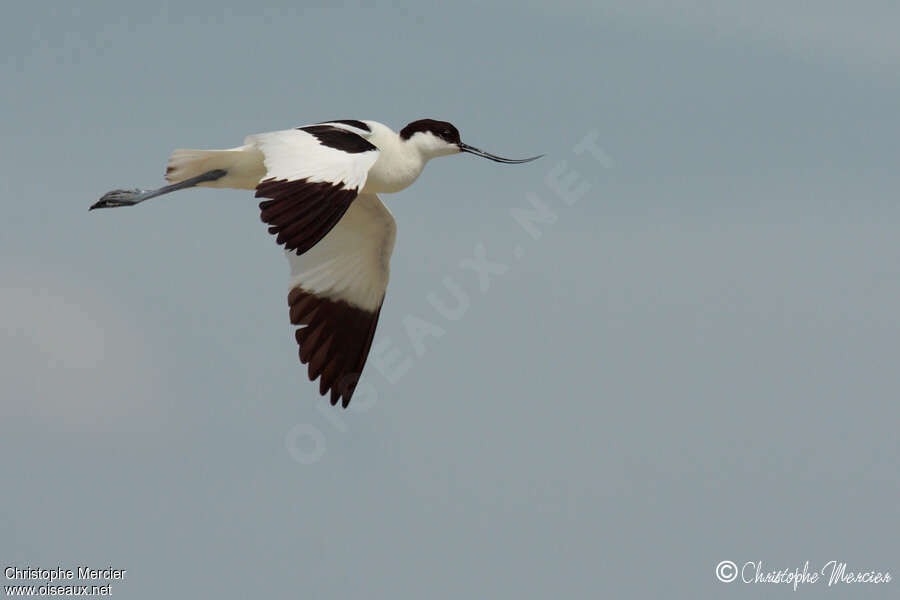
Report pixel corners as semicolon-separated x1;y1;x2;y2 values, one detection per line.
92;119;541;407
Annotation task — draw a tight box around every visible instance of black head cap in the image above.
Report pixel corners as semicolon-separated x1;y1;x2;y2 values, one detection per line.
399;119;461;144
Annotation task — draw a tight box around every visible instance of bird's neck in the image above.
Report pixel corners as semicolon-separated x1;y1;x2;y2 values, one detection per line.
362;127;428;194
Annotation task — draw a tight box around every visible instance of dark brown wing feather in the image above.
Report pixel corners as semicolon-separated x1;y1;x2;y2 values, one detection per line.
288;287;384;408
256;179;358;255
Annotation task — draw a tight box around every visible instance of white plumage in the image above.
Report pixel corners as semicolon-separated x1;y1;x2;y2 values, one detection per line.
286;192;396;313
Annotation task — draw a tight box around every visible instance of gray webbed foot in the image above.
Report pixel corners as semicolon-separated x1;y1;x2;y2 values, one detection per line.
89;189;148;210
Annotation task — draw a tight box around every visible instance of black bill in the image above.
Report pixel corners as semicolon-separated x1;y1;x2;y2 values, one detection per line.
458;142;543;164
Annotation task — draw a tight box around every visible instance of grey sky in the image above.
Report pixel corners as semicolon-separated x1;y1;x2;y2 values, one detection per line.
2;2;898;598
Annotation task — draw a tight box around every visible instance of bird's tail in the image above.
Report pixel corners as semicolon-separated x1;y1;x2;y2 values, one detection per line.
165;146;266;190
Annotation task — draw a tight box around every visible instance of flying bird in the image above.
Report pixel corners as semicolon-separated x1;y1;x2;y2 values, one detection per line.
91;119;541;407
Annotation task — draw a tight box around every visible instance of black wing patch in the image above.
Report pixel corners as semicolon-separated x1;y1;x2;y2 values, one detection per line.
318;119;371;132
298;125;377;154
289;287;384;407
256;179;358;255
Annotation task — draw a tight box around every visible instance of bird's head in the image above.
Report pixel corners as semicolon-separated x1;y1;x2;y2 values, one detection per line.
399;119;543;163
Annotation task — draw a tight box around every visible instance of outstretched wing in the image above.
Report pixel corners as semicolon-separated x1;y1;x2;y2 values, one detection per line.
285;193;397;407
248;124;379;255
